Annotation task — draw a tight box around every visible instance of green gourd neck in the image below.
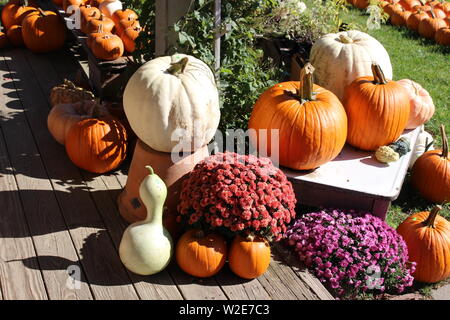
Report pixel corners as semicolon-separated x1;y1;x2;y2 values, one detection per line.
142;166;165;226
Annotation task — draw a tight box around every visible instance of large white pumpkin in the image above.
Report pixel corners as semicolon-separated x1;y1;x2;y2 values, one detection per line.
310;30;393;101
123;53;220;153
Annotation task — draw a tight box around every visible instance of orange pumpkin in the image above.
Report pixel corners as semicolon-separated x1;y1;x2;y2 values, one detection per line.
418;11;447;38
65;106;127;173
21;9;67;53
120;24;141;53
6;24;23;46
400;0;421;10
115;17;140;37
112;8;138;26
228;235;271;279
86;23;112;48
85;14;114;34
248;63;348;171
0;31;9;48
397;79;435;129
1;0;37;30
435;26;450;45
397;206;450;283
411;125;450;203
80;5;101;33
175;229;227;278
391;8;412;26
384;3;402;16
91;33;123;60
343;63;410;151
407;10;430;31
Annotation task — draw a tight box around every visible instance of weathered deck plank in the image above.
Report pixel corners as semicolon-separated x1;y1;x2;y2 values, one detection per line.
167;262;228;300
3;49;139;300
273;244;334;300
0;124;47;300
0;53;92;300
23;48;184;300
0;46;333;301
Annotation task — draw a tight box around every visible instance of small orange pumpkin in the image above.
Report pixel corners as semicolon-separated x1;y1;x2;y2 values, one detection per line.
228;234;271;279
411;124;450;203
21;8;67;53
1;0;37;30
6;24;24;47
397;206;450;283
91;33;123;60
391;8;412;26
65;105;127;173
343;63;410;151
418;10;447;38
80;5;101;33
175;229;227;278
435;26;450;45
0;31;9;48
111;8;137;26
407;10;430;32
85;14;114;34
397;79;435;129
120;24;141;53
115;17;140;37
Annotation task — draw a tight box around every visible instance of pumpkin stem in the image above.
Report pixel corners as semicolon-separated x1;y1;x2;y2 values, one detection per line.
167;57;189;75
339;34;353;44
145;165;154;175
423;206;442;228
37;7;46;16
371;63;388;85
194;230;205;239
298;62;315;102
441;124;448;158
245;233;255;242
430;7;436;19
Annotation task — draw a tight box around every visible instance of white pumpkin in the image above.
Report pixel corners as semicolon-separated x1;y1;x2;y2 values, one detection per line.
123;53;221;153
409;129;434;169
99;0;123;18
310;30;393;101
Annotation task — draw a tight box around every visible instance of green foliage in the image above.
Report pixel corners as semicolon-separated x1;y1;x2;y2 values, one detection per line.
254;0;354;43
170;0;284;131
122;0;156;62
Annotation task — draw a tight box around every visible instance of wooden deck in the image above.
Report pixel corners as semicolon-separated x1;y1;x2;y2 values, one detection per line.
0;44;333;300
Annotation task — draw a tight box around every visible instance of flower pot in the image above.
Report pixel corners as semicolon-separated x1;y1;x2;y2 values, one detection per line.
117;139;210;239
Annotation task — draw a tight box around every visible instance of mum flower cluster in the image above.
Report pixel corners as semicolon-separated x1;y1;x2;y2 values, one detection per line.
285;209;416;298
177;152;297;241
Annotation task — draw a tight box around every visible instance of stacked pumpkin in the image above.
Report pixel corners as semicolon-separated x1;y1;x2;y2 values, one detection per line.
350;0;450;45
57;0;142;60
0;0;66;52
47;79;128;173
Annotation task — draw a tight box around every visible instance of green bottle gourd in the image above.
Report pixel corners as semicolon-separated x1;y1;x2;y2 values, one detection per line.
119;166;173;275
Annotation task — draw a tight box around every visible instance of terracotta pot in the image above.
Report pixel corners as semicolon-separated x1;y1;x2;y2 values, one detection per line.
117;139;210;239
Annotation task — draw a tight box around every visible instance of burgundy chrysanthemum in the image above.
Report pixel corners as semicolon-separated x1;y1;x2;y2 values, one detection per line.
177;152;297;241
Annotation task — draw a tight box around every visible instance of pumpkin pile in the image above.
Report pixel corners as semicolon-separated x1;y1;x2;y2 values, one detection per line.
55;0;143;59
0;0;67;52
47;79;128;173
348;0;450;46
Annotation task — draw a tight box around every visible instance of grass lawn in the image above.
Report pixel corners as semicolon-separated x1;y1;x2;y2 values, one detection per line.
340;7;450;229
